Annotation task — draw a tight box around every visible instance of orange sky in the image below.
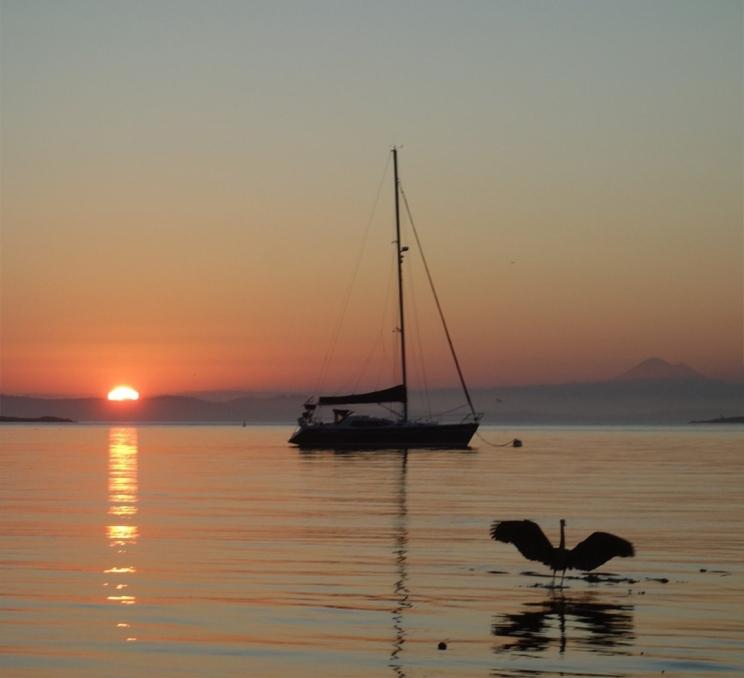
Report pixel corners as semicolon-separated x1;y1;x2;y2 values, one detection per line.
1;1;742;397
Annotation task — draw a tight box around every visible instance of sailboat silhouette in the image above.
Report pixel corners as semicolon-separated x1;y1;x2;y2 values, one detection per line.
290;149;480;449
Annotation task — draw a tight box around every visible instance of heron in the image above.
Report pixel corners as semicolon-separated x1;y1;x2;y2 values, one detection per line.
490;519;635;587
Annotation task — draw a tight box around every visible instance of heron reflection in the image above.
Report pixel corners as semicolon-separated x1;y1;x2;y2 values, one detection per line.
105;427;139;642
492;593;634;656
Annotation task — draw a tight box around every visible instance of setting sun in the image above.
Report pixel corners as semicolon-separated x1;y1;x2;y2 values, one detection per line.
107;386;140;401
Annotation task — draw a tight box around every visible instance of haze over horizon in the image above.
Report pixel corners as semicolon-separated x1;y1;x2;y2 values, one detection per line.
1;1;742;398
1;356;736;401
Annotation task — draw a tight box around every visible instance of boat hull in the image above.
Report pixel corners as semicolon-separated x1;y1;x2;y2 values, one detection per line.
288;422;478;449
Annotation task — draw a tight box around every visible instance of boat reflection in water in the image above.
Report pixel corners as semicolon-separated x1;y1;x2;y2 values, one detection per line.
104;427;139;642
388;451;410;678
299;448;412;677
492;593;634;656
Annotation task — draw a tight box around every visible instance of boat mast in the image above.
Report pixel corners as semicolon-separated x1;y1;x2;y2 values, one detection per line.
393;147;408;422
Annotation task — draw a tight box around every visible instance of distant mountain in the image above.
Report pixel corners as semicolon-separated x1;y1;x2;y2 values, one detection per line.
613;357;705;382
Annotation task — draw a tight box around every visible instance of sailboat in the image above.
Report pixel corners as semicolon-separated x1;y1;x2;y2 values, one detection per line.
289;148;481;449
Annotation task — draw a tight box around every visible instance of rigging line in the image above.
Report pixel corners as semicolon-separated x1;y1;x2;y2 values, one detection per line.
314;153;392;397
373;252;396;391
398;183;480;422
405;252;432;418
433;402;468;417
378;402;401;416
351;240;397;394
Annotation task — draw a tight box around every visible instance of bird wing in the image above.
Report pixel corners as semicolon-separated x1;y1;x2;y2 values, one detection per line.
568;532;635;571
490;520;555;566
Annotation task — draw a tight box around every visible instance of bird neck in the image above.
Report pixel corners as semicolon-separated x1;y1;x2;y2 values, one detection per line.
559;521;565;550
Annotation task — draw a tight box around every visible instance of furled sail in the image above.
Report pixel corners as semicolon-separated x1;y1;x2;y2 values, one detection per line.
318;384;407;406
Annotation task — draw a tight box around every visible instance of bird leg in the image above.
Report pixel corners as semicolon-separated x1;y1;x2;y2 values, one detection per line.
559;568;566;589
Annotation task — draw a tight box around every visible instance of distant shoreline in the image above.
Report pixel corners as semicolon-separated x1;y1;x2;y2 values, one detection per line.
0;415;75;424
689;416;744;424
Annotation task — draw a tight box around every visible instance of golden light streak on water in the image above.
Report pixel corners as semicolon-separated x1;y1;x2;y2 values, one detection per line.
107;525;139;544
106;427;139;639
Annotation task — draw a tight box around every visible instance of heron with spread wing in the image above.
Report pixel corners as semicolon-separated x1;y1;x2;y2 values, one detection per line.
490;519;635;587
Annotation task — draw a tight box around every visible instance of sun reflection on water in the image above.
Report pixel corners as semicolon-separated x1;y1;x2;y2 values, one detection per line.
105;427;139;642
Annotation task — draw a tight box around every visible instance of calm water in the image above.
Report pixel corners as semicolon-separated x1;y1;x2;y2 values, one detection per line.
1;424;742;677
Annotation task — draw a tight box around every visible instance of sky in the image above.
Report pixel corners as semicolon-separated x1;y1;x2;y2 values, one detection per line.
1;0;742;397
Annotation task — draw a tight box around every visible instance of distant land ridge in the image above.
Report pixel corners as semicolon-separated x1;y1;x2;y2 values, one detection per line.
614;357;705;382
1;358;741;425
0;415;75;423
690;415;744;424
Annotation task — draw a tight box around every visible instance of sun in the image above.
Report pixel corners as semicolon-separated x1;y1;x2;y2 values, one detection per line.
107;385;140;401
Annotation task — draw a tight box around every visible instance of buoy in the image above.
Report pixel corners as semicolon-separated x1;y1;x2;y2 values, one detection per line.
437;641;447;651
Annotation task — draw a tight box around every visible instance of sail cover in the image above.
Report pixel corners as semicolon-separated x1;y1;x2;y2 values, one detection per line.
318;384;407;405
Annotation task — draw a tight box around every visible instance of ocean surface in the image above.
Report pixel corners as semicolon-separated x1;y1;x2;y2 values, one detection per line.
1;424;742;677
